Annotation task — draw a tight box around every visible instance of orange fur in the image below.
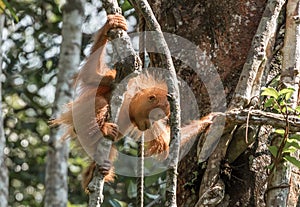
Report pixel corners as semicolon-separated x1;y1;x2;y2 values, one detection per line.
51;14;215;192
51;14;171;191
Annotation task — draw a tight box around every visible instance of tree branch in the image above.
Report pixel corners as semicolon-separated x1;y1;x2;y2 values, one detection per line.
87;1;142;206
131;1;181;206
226;109;300;132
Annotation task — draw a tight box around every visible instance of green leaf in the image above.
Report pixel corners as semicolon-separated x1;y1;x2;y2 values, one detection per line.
1;0;19;22
283;139;298;154
273;104;281;113
287;106;294;112
282;147;297;154
109;199;125;207
268;145;278;157
274;129;285;135
267;163;274;170
261;88;279;99
290;134;300;141
285;139;300;150
264;97;275;108
5;93;27;110
279;88;295;101
145;174;160;188
283;155;300;169
279;88;295;95
127;180;137;199
279;100;286;106
285;93;293;101
121;0;133;11
296;106;300;113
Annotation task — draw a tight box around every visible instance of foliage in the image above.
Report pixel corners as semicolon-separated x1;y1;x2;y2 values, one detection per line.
0;0;19;21
2;0;63;206
261;87;300;172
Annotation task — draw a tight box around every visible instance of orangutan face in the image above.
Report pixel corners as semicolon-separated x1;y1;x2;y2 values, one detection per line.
129;88;170;131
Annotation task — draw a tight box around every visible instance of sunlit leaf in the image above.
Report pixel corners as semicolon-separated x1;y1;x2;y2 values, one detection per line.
283;140;298;153
279;88;294;95
285;92;293;101
274;129;285;135
261;88;279;99
279;100;286;106
285;139;300;150
0;0;5;12
279;88;295;101
283;147;297;154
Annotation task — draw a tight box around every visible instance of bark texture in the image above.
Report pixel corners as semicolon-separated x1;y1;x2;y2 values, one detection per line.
44;1;83;206
146;0;297;206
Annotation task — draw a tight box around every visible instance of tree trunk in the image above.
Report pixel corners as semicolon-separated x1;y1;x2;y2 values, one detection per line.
0;13;9;207
148;0;300;206
44;1;84;206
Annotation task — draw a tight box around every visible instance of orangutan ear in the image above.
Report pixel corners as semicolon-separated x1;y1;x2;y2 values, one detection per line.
148;95;157;103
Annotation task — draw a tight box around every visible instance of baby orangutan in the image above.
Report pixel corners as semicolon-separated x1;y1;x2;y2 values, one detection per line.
52;14;172;188
52;14;214;191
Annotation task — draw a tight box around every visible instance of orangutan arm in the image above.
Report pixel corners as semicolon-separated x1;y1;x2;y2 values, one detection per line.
79;14;127;86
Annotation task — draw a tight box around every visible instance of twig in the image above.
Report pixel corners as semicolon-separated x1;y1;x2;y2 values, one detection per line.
131;1;181;206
